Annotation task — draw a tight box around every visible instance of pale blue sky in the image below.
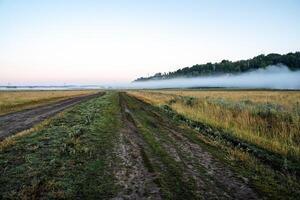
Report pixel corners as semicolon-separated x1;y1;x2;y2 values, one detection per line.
0;0;299;85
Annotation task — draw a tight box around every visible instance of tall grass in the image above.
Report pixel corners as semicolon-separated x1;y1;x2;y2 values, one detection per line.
128;90;300;161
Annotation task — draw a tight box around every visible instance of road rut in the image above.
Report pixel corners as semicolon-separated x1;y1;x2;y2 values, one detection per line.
0;92;103;140
115;92;260;199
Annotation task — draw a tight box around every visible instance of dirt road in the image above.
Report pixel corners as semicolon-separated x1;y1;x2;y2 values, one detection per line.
113;92;260;199
0;92;103;140
1;91;291;199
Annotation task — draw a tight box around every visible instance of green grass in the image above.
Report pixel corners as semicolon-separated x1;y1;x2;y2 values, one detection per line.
128;90;300;162
0;92;121;199
2;91;299;199
126;92;300;200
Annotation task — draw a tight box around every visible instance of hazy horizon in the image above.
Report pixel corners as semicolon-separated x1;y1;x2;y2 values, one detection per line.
1;0;300;85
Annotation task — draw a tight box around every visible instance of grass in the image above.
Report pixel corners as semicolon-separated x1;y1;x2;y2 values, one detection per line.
1;90;299;199
128;90;300;164
180;123;300;200
0;90;98;115
120;93;200;199
0;92;121;199
126;91;300;199
0;116;56;152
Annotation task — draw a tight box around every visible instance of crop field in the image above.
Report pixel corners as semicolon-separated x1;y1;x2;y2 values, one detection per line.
0;90;97;115
0;90;300;199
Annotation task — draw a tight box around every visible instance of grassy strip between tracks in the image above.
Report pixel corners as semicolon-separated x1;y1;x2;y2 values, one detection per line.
120;93;200;199
0;92;121;199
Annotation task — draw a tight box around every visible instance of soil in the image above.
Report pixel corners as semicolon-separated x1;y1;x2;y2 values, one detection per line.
112;94;162;199
0;93;103;140
112;93;260;199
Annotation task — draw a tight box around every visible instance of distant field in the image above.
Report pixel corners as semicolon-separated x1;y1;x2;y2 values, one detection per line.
0;90;98;115
129;90;300;164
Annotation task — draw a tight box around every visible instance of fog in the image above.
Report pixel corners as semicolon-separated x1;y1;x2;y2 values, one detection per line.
1;65;299;90
126;65;300;89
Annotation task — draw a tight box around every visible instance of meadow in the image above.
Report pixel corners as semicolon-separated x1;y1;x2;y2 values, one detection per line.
0;90;97;115
128;90;300;167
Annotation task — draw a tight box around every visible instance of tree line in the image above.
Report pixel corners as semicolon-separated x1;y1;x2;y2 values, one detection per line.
134;52;300;81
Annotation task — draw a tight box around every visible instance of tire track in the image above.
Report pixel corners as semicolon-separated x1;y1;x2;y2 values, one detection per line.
112;94;162;200
123;93;260;200
0;92;103;140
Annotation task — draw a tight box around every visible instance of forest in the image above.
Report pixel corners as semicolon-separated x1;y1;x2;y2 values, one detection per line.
135;52;300;81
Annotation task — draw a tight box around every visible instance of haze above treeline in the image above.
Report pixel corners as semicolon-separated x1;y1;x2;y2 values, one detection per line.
135;52;300;81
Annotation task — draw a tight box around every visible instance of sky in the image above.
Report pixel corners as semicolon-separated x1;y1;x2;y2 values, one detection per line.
0;0;299;85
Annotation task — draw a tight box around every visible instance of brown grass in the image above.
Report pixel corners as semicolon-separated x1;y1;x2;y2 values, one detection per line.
157;90;300;109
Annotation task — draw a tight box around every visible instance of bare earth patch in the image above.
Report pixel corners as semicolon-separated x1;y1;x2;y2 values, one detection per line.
0;93;103;140
112;97;162;199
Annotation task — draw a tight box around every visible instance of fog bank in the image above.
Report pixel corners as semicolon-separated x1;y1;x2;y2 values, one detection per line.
1;65;299;90
128;65;300;89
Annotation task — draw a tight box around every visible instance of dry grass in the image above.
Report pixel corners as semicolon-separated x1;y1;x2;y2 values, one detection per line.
128;90;300;161
0;90;97;115
157;90;300;110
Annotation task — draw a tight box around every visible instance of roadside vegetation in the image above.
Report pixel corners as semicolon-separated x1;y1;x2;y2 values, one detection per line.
0;90;97;115
129;90;300;162
0;92;121;199
128;90;300;198
123;92;300;199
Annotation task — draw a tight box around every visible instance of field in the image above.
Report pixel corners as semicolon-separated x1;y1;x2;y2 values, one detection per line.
129;90;300;161
0;90;300;199
0;90;97;115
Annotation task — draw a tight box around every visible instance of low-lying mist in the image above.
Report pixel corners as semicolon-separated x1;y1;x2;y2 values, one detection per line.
128;65;300;89
2;65;299;90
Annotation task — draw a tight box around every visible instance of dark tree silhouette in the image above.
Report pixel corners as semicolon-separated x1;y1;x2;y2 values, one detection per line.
135;52;300;81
